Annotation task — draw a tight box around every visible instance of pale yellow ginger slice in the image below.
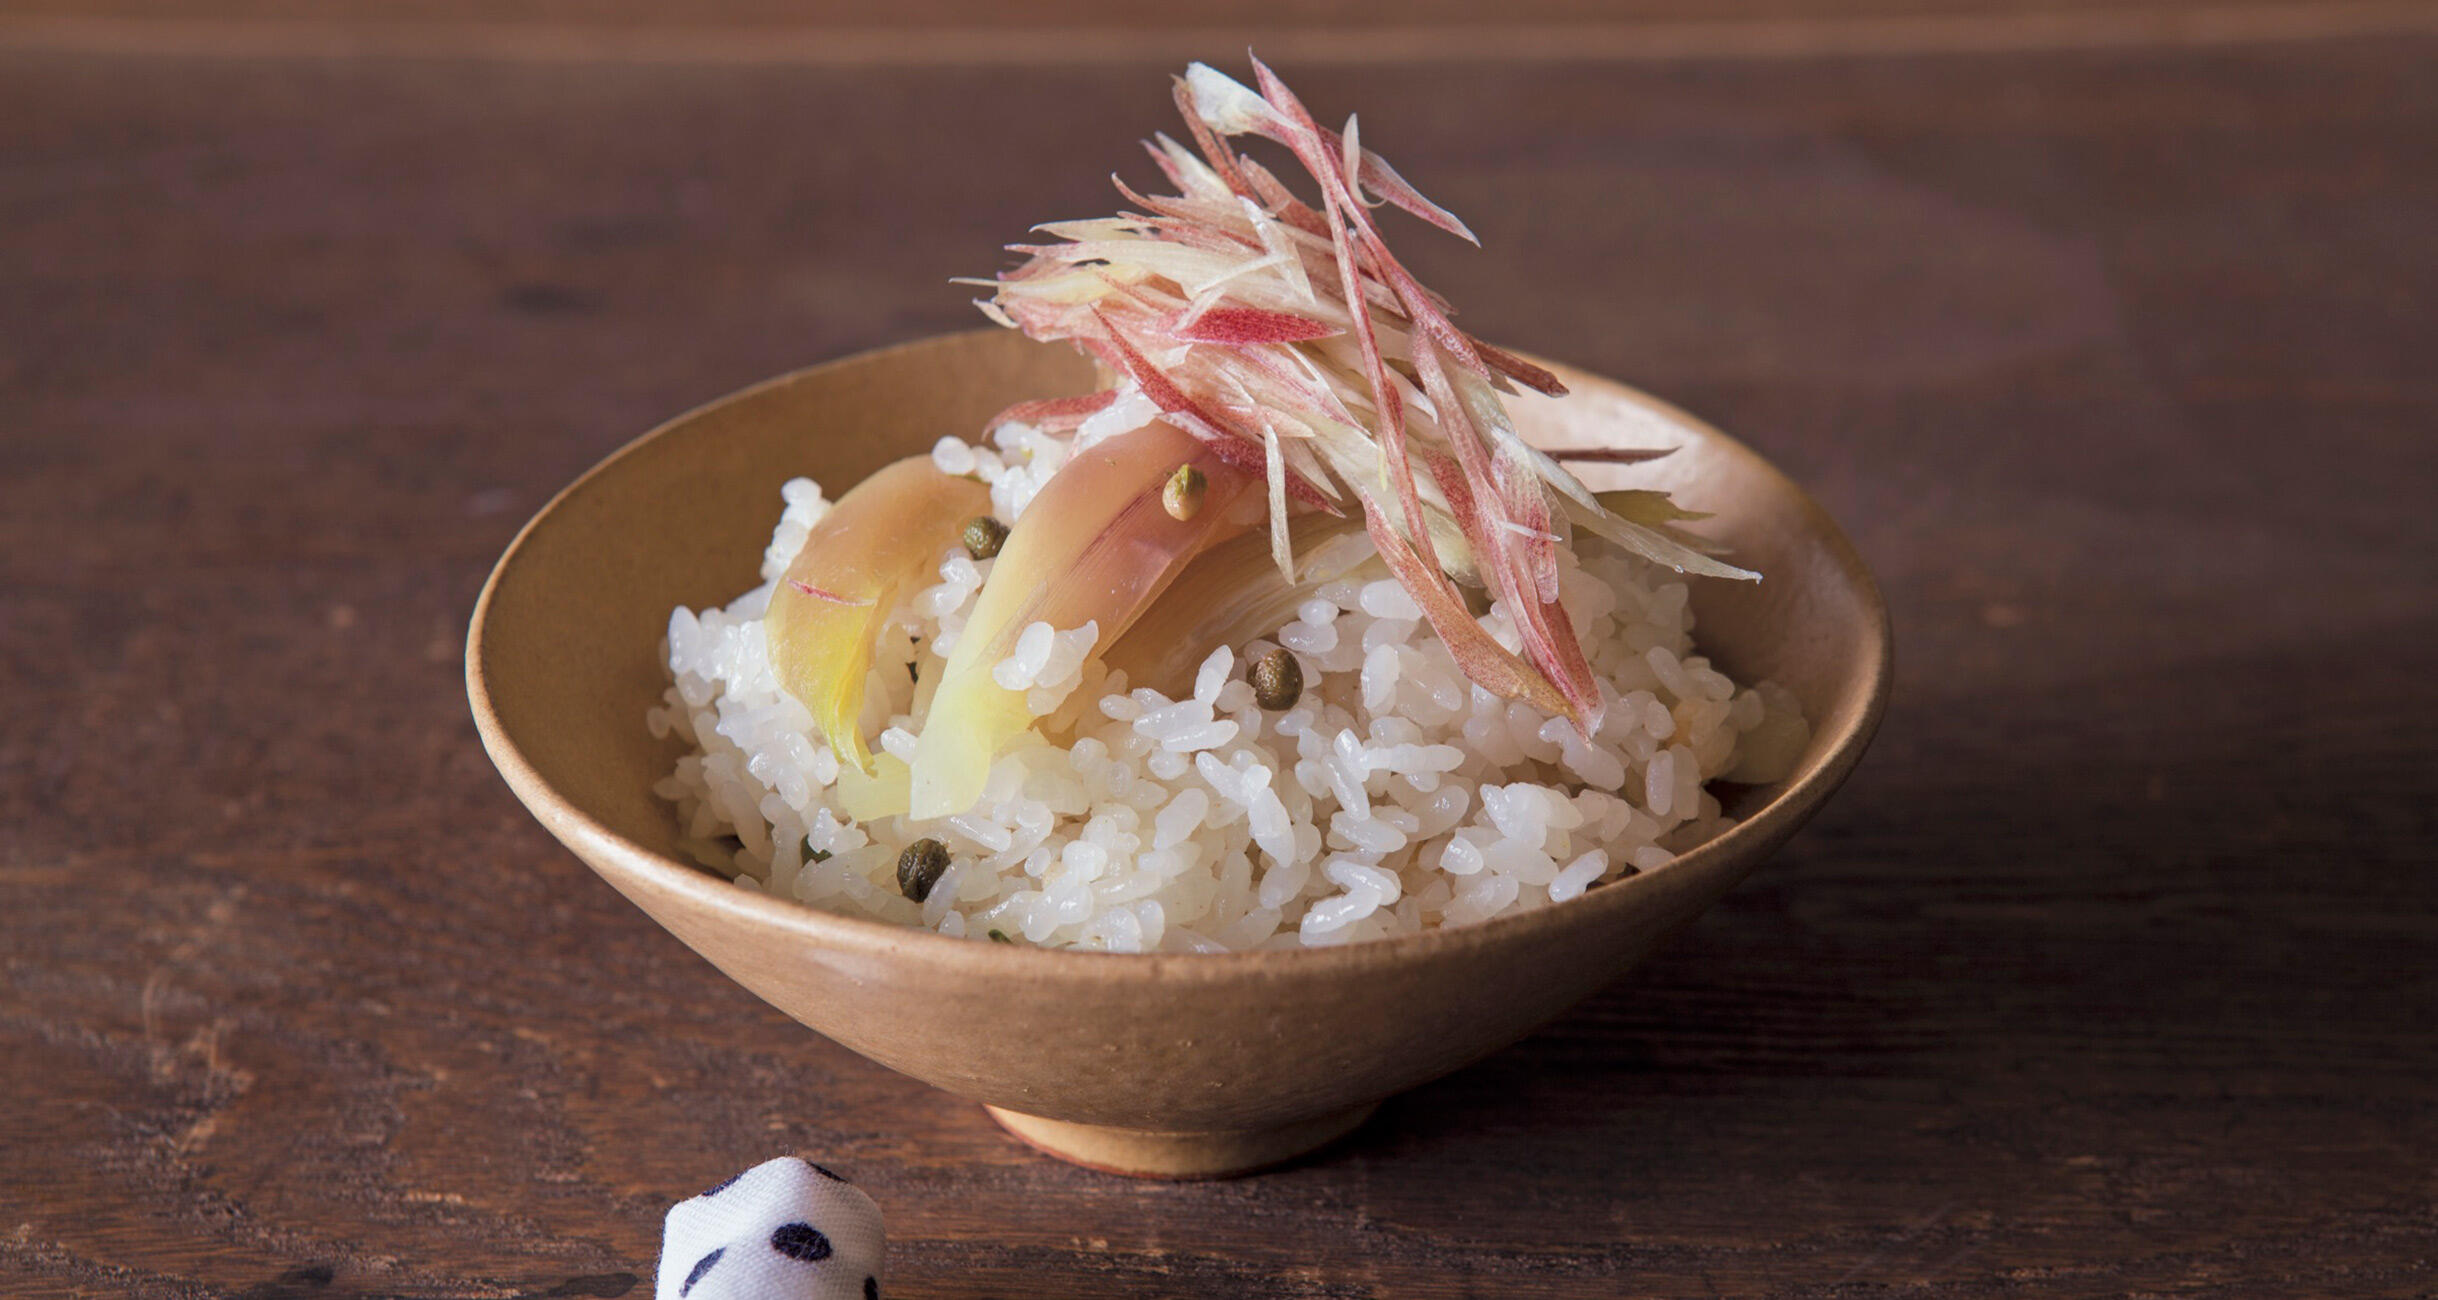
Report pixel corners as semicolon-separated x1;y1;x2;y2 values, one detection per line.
1098;514;1377;700
766;456;991;773
908;421;1258;819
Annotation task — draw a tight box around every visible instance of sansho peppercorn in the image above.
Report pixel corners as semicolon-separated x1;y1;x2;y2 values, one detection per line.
1249;646;1303;710
1161;464;1206;521
896;838;950;903
960;515;1008;560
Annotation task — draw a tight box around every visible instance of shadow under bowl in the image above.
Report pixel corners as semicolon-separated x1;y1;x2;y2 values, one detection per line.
467;329;1891;1178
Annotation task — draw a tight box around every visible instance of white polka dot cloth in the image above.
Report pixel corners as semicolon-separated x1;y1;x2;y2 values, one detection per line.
656;1157;886;1300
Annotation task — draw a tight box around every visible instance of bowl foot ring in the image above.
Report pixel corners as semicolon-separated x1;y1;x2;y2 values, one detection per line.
984;1102;1379;1179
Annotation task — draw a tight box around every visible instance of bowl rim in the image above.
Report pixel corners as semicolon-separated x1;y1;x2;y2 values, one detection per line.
467;329;1892;984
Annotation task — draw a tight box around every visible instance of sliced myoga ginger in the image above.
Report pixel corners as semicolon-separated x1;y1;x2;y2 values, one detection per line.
908;421;1259;818
765;456;990;773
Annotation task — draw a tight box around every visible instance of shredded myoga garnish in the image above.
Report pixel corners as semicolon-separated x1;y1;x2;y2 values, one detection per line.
648;60;1809;951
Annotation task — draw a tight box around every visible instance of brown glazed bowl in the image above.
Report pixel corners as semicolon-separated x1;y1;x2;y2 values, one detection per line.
467;329;1890;1177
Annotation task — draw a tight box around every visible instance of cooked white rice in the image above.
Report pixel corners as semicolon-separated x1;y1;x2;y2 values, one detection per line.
647;418;1807;952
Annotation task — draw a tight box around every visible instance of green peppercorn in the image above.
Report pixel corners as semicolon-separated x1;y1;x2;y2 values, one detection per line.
1249;646;1304;710
897;838;950;903
1161;464;1206;521
961;515;1009;560
802;837;831;865
987;929;1013;944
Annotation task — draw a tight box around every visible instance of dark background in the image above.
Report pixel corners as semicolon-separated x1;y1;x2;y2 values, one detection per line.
4;2;2434;1295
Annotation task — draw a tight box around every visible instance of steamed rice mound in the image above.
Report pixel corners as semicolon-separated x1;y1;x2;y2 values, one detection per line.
649;419;1807;953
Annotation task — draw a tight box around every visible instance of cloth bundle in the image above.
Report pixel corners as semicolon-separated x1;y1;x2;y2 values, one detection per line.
655;1157;887;1300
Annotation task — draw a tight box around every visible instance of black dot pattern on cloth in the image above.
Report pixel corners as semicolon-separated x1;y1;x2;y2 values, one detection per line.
769;1222;833;1262
809;1162;847;1182
864;1276;879;1300
681;1247;724;1297
698;1171;742;1198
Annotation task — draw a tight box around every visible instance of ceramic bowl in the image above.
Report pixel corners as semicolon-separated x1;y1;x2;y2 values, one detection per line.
467;329;1890;1178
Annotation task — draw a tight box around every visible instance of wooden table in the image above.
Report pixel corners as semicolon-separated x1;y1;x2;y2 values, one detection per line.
6;5;2434;1295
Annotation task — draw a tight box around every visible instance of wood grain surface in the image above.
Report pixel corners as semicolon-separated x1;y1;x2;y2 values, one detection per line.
3;10;2435;1297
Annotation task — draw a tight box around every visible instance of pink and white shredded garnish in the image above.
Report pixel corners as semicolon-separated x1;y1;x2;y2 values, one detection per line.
968;58;1755;723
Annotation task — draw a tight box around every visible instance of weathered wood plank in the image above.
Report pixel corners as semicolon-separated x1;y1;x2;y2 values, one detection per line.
3;34;2433;1299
